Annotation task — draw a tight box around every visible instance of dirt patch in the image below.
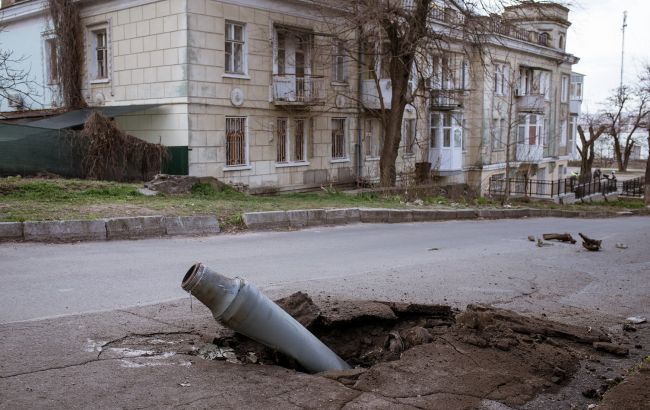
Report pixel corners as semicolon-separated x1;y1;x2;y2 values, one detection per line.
186;294;636;408
99;295;644;409
598;360;650;410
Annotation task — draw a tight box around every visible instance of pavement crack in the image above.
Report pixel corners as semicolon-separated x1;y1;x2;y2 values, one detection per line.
437;336;480;367
117;309;187;328
0;358;121;379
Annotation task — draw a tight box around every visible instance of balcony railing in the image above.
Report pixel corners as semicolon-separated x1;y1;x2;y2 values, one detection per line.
272;74;325;106
516;93;545;113
361;78;392;110
516;143;543;162
430;89;464;111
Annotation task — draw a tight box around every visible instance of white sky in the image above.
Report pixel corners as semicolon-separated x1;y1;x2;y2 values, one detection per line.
567;0;650;111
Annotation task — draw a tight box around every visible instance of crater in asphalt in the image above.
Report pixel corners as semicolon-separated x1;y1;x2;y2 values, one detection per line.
104;294;642;409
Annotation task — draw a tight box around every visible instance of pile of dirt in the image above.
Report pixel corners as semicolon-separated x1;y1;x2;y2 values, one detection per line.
198;293;634;408
144;174;227;195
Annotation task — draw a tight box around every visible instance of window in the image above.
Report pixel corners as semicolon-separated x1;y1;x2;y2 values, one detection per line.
491;118;501;150
561;75;569;103
333;40;346;82
403;119;415;155
538;32;549;47
90;28;108;81
226;117;247;166
331;118;347;159
365;119;382;158
568;116;577;144
45;38;58;84
540;71;551;100
558;34;565;50
517;114;543;145
570;80;583;100
430;112;454;148
493;64;509;95
277;118;307;163
225;22;245;74
560;120;567;146
276;118;288;163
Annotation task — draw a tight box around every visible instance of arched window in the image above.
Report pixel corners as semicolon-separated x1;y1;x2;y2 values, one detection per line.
539;32;549;47
558;34;565;49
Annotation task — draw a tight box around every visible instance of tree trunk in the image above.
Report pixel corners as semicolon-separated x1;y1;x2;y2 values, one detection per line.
644;133;650;205
613;135;626;172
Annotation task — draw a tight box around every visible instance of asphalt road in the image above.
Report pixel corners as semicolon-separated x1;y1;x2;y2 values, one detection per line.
1;216;649;325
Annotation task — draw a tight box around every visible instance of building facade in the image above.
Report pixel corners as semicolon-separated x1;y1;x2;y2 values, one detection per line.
0;0;583;194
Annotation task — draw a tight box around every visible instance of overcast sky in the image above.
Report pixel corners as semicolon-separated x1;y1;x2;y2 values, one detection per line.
567;0;650;111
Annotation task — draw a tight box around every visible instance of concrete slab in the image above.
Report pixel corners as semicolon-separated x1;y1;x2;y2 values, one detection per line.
387;209;413;223
23;220;106;242
106;216;165;240
359;208;390;223
0;222;23;242
242;211;289;230
164;216;220;236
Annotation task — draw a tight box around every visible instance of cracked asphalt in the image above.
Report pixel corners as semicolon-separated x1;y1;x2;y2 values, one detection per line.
1;216;649;409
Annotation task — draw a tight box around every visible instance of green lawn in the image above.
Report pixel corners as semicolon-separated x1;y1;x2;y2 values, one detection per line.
0;177;644;230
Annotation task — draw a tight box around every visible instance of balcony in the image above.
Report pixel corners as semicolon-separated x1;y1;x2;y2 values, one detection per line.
516;143;543;162
272;75;325;107
361;79;392;110
569;99;582;115
430;89;464;111
516;93;545;113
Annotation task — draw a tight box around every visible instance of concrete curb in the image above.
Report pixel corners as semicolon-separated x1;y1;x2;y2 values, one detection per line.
240;207;650;231
1;215;221;243
1;207;648;243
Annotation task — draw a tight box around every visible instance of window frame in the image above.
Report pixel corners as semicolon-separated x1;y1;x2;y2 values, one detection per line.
225;116;249;168
276;117;308;165
331;118;348;161
332;39;347;83
403;118;416;155
561;75;569;103
517;114;544;146
225;21;247;76
44;36;58;85
88;25;110;83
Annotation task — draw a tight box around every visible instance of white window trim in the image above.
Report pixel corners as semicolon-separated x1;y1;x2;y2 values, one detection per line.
225;21;248;76
517;114;544;146
223;165;253;172
87;23;111;84
275;117;308;165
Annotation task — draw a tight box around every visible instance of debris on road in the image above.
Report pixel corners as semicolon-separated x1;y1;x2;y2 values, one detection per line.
542;233;577;244
593;342;629;356
579;233;602;251
615;243;629;249
625;316;647;324
536;238;553;247
528;235;535;242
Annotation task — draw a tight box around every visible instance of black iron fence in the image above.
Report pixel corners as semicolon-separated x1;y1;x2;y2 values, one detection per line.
620;176;645;197
488;176;618;200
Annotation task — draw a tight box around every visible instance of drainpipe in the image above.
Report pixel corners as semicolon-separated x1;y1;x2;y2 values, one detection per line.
181;263;351;373
356;26;363;183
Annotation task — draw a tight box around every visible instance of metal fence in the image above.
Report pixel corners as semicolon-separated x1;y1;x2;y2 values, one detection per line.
488;176;618;200
620;176;645;197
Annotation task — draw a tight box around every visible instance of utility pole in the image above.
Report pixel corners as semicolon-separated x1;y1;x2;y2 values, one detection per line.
620;10;627;92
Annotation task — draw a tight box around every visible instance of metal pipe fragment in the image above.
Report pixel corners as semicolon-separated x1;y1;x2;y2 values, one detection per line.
181;263;350;373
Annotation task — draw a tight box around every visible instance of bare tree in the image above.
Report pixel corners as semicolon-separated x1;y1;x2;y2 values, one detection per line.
601;82;650;172
576;113;607;180
0;25;39;113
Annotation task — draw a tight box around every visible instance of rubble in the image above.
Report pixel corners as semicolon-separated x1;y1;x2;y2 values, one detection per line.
144;174;227;195
542;233;577;244
579;233;602;251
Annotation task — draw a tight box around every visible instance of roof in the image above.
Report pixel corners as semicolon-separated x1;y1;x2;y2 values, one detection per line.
27;104;160;129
